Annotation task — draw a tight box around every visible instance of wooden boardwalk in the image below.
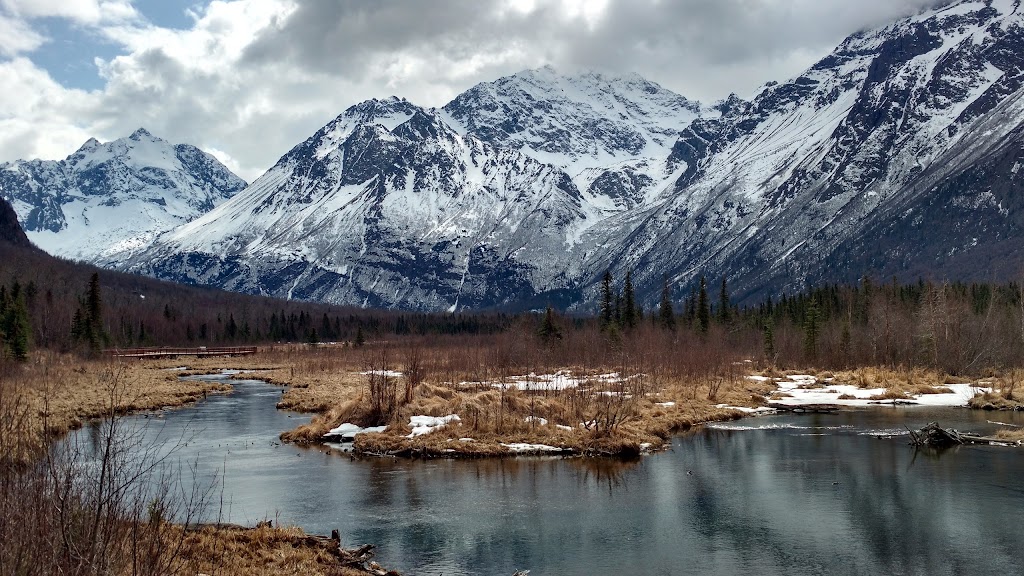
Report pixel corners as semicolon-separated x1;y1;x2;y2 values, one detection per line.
103;346;257;358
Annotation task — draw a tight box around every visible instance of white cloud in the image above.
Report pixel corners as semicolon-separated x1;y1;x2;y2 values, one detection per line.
0;11;44;56
0;58;97;161
0;0;952;182
0;0;138;25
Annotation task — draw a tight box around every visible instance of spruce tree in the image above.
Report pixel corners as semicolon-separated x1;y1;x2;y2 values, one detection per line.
697;276;710;334
840;320;852;365
685;286;697;326
354;325;366;347
599;270;614;330
87;273;103;339
658;277;676;331
5;290;30;361
803;300;821;360
718;276;731;323
763;321;776;361
622;271;637;329
538;306;562;343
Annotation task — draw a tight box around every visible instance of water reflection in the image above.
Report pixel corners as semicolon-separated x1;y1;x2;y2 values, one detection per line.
65;378;1024;576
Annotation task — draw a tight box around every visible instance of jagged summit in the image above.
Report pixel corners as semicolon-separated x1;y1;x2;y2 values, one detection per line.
75;137;101;155
14;0;1024;313
444;66;701;164
0;129;247;262
114;1;1024;311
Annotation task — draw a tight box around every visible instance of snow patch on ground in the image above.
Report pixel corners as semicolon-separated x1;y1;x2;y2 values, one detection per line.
754;375;990;407
323;423;388;440
360;370;404;378
407;414;461;437
461;370;635;391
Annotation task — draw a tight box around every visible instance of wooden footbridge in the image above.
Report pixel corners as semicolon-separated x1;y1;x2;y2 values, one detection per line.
103;346;258;358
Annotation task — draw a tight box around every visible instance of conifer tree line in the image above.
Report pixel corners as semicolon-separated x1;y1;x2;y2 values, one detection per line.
5;234;1024;377
602;272;1024;375
0;248;513;361
0;279;31;361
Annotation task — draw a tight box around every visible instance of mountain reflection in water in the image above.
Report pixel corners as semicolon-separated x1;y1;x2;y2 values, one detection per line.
66;378;1024;575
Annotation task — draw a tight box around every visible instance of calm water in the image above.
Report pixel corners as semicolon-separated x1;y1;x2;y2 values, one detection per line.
68;375;1024;576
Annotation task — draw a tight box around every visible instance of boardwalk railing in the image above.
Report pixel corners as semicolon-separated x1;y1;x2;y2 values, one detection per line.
103;346;258;358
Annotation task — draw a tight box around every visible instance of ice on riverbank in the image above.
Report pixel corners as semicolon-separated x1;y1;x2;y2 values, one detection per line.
501;442;565;453
715;404;777;415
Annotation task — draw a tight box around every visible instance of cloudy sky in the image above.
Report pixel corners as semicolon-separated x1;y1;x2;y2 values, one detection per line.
0;0;946;182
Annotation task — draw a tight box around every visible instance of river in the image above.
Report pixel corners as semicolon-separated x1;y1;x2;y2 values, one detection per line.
67;374;1024;575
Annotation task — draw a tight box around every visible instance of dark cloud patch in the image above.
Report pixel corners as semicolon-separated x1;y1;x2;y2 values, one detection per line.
242;0;951;102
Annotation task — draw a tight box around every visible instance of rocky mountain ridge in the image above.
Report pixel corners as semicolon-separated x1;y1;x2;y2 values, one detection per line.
0;129;246;262
14;0;1024;311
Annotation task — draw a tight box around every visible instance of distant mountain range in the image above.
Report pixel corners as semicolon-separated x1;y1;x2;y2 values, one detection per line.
0;129;246;262
5;0;1024;311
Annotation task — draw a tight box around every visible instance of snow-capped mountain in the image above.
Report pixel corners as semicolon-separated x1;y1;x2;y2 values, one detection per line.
444;66;703;212
597;0;1024;302
125;99;589;309
0;129;246;262
123;0;1024;311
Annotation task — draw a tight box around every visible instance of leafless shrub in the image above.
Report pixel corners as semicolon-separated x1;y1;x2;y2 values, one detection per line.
365;351;398;426
0;367;213;576
403;346;427;404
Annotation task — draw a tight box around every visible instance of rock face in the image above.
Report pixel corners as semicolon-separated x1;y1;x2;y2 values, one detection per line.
0;129;246;262
598;0;1024;303
112;1;1024;309
0;197;32;248
125;100;588;310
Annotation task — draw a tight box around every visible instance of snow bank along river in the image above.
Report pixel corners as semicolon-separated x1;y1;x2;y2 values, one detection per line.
65;373;1024;576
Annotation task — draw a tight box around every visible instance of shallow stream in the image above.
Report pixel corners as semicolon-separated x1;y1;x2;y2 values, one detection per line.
67;374;1024;575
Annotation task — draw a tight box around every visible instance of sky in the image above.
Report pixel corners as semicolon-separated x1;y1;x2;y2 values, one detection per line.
0;0;948;182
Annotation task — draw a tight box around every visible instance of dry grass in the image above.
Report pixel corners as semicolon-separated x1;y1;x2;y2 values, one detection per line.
177;525;395;576
1;351;231;462
300;366;778;458
140;344;781;458
969;391;1024;411
994;429;1024;443
831;367;956;397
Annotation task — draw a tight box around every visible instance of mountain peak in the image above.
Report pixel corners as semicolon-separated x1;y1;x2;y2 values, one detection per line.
129;127;154;141
75;137;101;155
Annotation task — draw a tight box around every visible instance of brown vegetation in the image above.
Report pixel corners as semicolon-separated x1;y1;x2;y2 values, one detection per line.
994;429;1024;443
261;329;777;457
178;525;396;576
0;352;230;464
0;352;398;575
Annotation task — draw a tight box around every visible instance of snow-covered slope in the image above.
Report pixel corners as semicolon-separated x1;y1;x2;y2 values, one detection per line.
126;99;589;310
0;129;246;262
121;0;1024;311
591;0;1024;303
444;66;703;213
